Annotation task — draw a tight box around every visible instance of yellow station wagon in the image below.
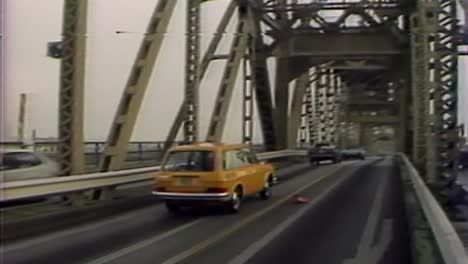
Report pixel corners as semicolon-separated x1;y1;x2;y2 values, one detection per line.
152;143;276;213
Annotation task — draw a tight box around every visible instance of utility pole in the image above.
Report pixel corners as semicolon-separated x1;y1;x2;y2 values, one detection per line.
17;93;27;143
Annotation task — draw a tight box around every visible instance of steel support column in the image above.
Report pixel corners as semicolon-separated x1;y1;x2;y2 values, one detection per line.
242;51;254;145
317;68;327;143
183;0;201;142
324;69;336;144
100;0;177;171
249;37;276;150
397;79;409;153
17;93;26;143
310;69;320;144
274;59;290;149
58;0;87;176
288;71;309;148
162;0;236;154
410;6;432;175
206;9;249;142
300;82;312;147
431;0;459;185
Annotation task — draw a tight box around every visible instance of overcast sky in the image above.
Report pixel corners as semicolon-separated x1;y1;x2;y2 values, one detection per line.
3;0;467;142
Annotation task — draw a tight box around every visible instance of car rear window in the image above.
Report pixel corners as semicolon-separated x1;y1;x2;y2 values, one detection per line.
163;150;215;172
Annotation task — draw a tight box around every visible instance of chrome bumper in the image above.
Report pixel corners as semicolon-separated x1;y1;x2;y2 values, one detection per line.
152;191;231;201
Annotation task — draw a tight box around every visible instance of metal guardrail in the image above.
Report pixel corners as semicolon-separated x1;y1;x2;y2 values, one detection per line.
399;153;468;264
1;150;307;202
1;141;268;166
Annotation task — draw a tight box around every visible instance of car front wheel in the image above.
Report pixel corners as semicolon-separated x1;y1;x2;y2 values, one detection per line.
259;180;272;200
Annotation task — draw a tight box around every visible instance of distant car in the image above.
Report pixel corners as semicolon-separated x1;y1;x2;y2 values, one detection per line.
1;150;60;182
341;148;366;160
457;150;468;170
308;143;341;164
153;143;276;213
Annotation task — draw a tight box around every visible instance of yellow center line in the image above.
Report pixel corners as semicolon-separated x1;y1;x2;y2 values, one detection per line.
161;164;347;264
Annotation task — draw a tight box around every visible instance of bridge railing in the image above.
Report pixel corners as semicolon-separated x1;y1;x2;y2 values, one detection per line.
1;141;268;167
399;153;468;264
1;149;307;203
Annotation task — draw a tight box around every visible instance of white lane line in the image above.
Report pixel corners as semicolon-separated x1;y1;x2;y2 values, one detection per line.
343;169;392;264
87;219;204;264
357;173;387;254
3;204;163;253
227;165;359;264
366;219;394;264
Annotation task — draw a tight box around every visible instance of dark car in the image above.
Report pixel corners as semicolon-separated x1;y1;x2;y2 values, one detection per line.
308;143;341;164
341;148;366;160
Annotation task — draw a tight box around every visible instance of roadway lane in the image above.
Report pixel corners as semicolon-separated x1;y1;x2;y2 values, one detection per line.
3;159;410;264
2;161;343;264
240;157;411;264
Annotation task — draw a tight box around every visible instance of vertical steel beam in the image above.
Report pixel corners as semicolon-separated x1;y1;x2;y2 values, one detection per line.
397;79;409;153
330;71;339;144
324;69;335;143
317;68;327;143
183;0;201;143
288;72;309;148
206;11;249;142
410;8;432;175
99;0;177;171
58;0;87;175
274;59;290;149
17;93;26;143
162;1;236;153
200;0;236;76
431;0;459;184
250;35;276;150
300;84;312;147
310;68;320;145
242;54;254;145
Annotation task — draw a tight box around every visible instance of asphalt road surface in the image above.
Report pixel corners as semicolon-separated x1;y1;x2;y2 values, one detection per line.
2;157;410;264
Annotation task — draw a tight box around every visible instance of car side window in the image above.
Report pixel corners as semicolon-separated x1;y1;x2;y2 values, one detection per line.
0;152;42;171
224;150;249;170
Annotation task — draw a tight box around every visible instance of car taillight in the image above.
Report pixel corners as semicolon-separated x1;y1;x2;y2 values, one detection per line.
206;187;228;193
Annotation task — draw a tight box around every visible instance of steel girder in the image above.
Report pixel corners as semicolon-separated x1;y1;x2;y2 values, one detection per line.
242;49;254;145
310;69;320;145
410;2;437;177
183;0;201;143
99;0;177;171
249;8;277;150
431;0;459;184
162;1;236;154
317;68;328;143
410;0;460;185
300;76;313;146
17;94;26;143
57;0;87;175
288;71;309;147
250;41;277;150
206;9;249;142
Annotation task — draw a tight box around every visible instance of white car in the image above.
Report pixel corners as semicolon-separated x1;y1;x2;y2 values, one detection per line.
1;150;60;182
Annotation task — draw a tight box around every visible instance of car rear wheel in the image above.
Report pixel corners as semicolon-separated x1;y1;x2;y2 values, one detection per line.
165;201;182;214
225;189;241;214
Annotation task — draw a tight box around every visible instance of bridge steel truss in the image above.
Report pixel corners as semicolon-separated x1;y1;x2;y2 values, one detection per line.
54;0;462;198
410;0;460;190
